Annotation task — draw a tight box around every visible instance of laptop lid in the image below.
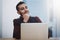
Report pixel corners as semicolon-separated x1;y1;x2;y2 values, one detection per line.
21;23;48;40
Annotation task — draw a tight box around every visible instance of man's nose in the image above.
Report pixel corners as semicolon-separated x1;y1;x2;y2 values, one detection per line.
25;8;28;11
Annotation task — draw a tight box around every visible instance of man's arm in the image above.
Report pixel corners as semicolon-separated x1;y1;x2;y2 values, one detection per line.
13;19;20;39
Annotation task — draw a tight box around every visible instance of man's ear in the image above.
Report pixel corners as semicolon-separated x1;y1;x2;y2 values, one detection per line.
17;11;22;16
17;11;20;15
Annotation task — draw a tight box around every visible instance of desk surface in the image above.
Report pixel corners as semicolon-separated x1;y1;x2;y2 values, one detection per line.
0;38;60;40
0;38;16;40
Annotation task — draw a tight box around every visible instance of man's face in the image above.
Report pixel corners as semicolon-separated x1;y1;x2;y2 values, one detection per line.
17;4;29;16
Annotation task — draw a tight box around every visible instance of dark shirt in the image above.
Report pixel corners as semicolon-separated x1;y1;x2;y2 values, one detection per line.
13;16;42;39
13;16;52;39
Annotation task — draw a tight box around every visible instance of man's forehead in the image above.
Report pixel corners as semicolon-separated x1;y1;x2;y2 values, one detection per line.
18;4;27;7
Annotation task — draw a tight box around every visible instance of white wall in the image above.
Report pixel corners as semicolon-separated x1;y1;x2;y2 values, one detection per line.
2;0;22;38
54;0;60;37
53;0;60;37
47;0;60;37
47;0;57;37
0;0;2;38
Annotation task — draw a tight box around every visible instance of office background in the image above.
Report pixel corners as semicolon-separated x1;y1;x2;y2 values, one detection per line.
0;0;60;38
0;0;2;38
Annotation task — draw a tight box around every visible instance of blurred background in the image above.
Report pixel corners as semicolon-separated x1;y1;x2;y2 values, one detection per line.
0;0;60;38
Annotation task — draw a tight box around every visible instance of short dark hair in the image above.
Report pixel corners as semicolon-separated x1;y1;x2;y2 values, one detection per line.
16;1;25;11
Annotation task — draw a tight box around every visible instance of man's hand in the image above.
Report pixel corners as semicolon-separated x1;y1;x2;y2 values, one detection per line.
23;14;30;22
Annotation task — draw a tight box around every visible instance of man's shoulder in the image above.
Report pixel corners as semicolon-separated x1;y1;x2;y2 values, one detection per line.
30;16;42;23
30;16;40;19
13;18;20;23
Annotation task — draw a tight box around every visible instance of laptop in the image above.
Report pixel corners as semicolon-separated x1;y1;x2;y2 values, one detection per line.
21;23;48;40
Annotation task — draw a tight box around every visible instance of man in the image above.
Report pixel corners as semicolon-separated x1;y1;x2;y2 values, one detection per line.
13;1;42;39
13;1;52;39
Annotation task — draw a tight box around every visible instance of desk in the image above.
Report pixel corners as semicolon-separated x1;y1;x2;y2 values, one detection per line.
0;38;15;40
49;37;60;40
0;38;60;40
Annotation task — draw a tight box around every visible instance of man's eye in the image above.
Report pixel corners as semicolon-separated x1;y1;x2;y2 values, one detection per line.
20;8;24;10
25;6;28;9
